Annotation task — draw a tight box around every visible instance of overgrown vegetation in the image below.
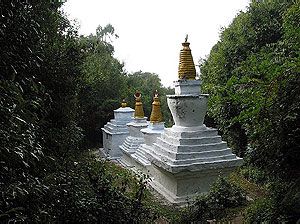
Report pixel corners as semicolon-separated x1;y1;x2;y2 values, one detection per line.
178;176;247;223
201;1;300;222
1;0;299;223
0;1;160;222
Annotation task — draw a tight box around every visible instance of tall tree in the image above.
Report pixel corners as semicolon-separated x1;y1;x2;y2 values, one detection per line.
0;1;83;221
79;25;126;148
200;2;300;222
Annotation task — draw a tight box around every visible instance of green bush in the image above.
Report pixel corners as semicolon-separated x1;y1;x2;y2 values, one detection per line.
1;155;156;223
41;156;155;223
244;179;300;223
179;176;246;222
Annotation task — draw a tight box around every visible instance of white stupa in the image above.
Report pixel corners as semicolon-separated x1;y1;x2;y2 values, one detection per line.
147;38;243;205
120;91;148;167
101;100;134;159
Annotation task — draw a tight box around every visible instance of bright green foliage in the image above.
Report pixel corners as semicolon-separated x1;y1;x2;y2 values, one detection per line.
1;1;83;222
201;1;300;222
40;157;154;223
178;176;246;222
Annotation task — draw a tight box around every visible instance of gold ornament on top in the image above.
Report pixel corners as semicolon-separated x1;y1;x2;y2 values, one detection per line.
178;35;196;80
134;91;145;118
150;90;163;123
121;99;127;108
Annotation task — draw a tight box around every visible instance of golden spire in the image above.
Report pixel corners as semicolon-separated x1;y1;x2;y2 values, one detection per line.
150;90;163;123
121;99;127;108
178;35;196;80
134;91;144;118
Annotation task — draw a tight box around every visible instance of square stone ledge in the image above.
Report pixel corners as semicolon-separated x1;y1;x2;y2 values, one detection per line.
151;156;243;173
150;164;238;206
174;79;202;95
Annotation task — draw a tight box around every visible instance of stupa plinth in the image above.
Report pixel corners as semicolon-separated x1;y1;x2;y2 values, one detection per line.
147;38;243;205
120;91;148;167
132;90;165;168
101;100;134;159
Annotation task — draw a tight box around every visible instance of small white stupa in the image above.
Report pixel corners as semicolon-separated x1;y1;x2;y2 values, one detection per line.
132;90;165;168
101;100;134;159
120;91;148;166
147;37;243;205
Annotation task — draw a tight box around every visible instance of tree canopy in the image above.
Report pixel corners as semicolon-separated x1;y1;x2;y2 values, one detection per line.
201;1;300;222
0;2;162;222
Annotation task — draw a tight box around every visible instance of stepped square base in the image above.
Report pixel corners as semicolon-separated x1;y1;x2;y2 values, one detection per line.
119;117;148;167
149;126;243;173
132;122;164;168
147;125;243;205
132;144;152;167
150;164;237;205
119;136;144;166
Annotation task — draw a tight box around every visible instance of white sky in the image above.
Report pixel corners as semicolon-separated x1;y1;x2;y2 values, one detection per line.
63;0;250;87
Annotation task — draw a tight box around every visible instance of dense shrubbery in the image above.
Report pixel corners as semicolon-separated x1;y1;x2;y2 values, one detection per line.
0;1;84;222
0;2;156;222
201;1;300;222
41;157;154;223
178;176;246;222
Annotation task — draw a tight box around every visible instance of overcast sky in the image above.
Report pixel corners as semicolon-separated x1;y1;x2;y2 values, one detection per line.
63;0;250;87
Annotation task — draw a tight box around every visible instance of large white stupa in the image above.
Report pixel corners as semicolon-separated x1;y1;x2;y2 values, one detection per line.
146;38;243;205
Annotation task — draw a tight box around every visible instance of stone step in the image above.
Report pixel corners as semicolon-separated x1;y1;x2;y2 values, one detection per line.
173;154;237;165
120;136;144;154
155;138;228;153
135;145;148;158
154;145;233;160
120;144;137;154
105;122;128;128
110;119;131;125
104;127;129;134
105;124;128;131
132;145;151;166
161;134;222;145
122;141;139;149
164;127;218;138
152;147;237;165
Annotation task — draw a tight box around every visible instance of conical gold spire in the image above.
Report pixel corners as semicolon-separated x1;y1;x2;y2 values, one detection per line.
150;90;163;123
178;35;196;80
134;91;145;118
121;99;127;108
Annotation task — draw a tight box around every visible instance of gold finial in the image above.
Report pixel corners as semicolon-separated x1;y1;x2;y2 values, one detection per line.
150;90;163;123
178;35;196;80
134;91;144;118
121;99;127;108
